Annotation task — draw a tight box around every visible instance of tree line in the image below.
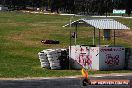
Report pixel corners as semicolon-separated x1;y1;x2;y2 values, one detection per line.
0;0;131;15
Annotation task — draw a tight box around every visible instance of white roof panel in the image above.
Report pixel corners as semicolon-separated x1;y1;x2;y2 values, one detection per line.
63;18;130;30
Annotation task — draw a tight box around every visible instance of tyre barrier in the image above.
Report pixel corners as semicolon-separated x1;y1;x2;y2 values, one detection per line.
47;57;54;61
44;50;57;55
47;54;59;58
49;57;59;61
58;53;61;57
48;59;60;63
125;48;132;69
52;56;59;60
56;49;61;57
47;55;53;58
39;59;49;62
50;66;61;70
49;59;60;63
38;52;47;58
38;52;47;56
128;56;132;69
38;48;68;69
41;62;50;68
41;61;50;63
41;65;50;69
39;56;47;59
50;63;60;67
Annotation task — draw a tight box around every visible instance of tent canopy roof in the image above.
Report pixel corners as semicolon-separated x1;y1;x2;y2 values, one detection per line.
63;18;130;30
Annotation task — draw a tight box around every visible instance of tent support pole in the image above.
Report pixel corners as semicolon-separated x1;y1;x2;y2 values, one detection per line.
114;29;116;46
93;27;95;45
69;17;73;70
99;29;101;46
75;23;77;46
69;29;71;70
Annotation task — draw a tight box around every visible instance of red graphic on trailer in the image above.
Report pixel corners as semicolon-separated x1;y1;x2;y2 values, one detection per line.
80;48;84;52
105;54;119;66
79;54;92;67
86;55;92;65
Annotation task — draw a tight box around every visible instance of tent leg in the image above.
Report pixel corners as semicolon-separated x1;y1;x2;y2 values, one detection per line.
114;29;116;46
93;27;95;45
69;30;71;69
99;29;101;46
75;23;77;46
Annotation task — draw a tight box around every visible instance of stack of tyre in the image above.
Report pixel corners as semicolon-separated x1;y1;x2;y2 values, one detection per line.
38;51;50;69
59;49;69;69
38;49;63;70
127;48;132;69
45;49;61;70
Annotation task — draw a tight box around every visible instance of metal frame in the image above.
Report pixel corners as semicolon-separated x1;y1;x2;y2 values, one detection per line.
93;27;95;45
114;29;116;46
64;19;130;48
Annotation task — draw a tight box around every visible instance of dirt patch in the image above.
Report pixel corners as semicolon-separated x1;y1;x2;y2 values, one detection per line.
119;30;132;44
124;31;132;36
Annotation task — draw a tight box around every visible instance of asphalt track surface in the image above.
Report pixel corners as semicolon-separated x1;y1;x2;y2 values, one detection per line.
0;75;131;88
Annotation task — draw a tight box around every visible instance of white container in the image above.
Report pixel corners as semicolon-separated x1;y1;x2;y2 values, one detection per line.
70;45;125;70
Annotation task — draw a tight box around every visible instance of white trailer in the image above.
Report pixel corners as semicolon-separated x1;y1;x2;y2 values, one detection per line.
70;45;125;70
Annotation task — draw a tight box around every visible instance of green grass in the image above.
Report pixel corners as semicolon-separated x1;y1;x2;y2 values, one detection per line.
0;12;132;78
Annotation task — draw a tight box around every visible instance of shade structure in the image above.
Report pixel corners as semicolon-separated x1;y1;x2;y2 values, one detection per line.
64;18;130;70
63;18;130;46
63;18;130;30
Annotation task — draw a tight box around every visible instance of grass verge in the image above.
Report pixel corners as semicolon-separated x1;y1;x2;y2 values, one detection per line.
0;12;132;78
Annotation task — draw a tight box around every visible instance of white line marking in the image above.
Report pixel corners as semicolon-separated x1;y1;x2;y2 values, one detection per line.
93;76;103;77
115;75;123;76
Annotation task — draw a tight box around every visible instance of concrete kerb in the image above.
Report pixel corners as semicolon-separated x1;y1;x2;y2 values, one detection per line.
0;73;132;80
90;73;132;77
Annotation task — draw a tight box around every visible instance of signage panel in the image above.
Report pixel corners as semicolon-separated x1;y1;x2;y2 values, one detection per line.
113;9;126;14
